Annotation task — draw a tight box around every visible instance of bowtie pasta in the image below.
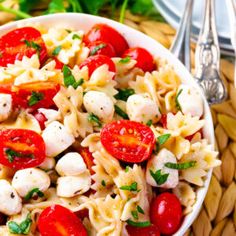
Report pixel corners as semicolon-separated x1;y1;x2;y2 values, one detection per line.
0;23;220;236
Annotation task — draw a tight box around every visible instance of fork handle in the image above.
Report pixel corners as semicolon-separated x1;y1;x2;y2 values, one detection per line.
194;0;220;80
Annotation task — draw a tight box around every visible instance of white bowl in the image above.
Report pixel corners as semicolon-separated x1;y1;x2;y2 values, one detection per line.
0;13;215;236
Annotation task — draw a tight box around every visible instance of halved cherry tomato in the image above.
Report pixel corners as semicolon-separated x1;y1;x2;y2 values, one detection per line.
84;24;129;56
0;82;60;110
160;114;167;129
79;55;116;77
101;120;155;163
150;192;182;235
88;40;116;57
33;111;47;130
79;147;94;174
0;27;47;67
54;57;64;70
122;47;155;72
38;205;87;236
0;129;46;169
126;225;160;236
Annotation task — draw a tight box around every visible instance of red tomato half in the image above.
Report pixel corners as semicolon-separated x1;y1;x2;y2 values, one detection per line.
160;114;167;129
33;111;47;130
88;41;116;57
0;27;47;67
150;193;182;235
79;55;116;77
0;129;46;169
84;24;129;56
79;147;94;174
122;47;155;72
38;205;87;236
54;57;64;70
127;225;160;236
101;120;155;163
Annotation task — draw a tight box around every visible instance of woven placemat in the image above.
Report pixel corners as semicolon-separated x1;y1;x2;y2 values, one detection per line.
1;8;236;236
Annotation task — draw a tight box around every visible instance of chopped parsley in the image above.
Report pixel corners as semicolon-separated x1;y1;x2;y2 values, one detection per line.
23;40;41;53
88;113;102;127
137;205;145;214
5;149;33;163
90;43;107;56
72;34;81;40
131;210;139;220
28;91;44;106
114;105;129;119
126;219;151;228
52;45;62;56
101;180;106;187
114;88;135;101
120;182;138;192
119;56;131;63
157;134;171;145
24;188;44;201
125;166;130;173
150;169;169;185
8;213;32;235
62;65;84;89
175;89;183;111
146;120;152;126
165;161;196;170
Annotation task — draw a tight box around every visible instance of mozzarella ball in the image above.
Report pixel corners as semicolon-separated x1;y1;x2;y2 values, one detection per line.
146;148;179;189
12;168;50;197
57;171;91;198
0;94;12;122
177;85;203;117
0;180;22;215
83;91;114;122
38;108;61;126
42;121;75;157
39;157;56;171
126;93;161;124
56;152;87;176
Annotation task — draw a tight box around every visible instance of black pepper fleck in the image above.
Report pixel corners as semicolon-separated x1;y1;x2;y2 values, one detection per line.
10;192;15;199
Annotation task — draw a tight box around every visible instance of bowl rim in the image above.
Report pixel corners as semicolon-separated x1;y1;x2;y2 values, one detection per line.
0;12;215;236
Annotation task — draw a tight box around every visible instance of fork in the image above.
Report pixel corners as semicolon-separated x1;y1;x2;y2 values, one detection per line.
194;0;227;104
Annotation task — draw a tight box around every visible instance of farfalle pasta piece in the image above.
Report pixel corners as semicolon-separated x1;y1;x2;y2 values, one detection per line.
173;181;196;215
180;140;220;186
81;133;102;153
53;86;93;138
42;28;85;65
78;195;125;236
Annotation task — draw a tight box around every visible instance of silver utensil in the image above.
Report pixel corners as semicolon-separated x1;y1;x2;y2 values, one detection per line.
194;0;227;104
226;0;236;87
170;0;194;71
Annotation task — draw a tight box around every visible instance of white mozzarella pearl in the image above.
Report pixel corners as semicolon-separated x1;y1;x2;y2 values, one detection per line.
0;93;12;122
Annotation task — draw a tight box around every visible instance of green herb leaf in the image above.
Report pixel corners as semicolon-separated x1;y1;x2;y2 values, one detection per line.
24;188;44;201
119;0;129;23
5;149;21;163
114;88;135;101
23;40;41;53
120;182;138;192
101;180;106;187
131;210;139;220
175;89;183;111
72;34;81;40
46;0;66;14
119;56;131;63
88;113;102;127
8;214;32;235
63;65;83;89
157;134;171;145
125;166;130;173
114;105;129;119
52;45;62;56
146;120;152;126
126;219;151;228
28;91;44;106
137;205;145;214
150;169;169;185
165;161;197;170
90;43;107;56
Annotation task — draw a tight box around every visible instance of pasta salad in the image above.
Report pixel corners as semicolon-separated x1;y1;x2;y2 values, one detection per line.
0;23;220;236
